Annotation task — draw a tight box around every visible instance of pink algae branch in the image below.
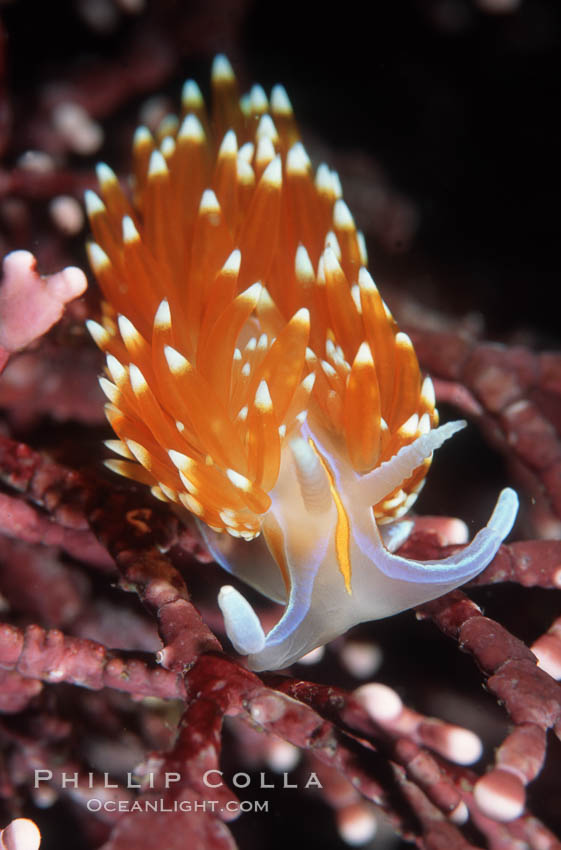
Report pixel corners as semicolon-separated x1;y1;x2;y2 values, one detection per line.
0;622;187;708
0;250;87;372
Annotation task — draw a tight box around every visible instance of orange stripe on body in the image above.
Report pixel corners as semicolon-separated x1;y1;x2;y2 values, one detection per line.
308;438;352;594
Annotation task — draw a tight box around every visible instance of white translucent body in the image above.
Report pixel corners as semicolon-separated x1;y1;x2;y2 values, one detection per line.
204;418;518;671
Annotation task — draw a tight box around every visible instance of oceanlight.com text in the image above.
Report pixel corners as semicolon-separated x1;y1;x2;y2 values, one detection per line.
86;799;269;814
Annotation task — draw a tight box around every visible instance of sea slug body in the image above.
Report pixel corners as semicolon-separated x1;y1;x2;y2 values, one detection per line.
86;55;518;671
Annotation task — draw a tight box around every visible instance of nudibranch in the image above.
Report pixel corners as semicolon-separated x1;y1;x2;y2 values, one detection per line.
86;55;518;671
